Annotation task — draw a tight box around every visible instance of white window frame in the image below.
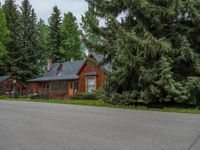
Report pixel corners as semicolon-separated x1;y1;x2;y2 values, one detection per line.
86;77;96;92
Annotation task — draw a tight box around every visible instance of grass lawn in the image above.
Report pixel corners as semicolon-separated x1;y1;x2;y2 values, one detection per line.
0;96;199;114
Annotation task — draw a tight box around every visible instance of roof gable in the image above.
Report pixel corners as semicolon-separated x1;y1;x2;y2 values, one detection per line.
28;60;85;82
90;53;111;71
0;76;11;83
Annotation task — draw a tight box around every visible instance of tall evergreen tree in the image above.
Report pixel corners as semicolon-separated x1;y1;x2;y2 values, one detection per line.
60;12;82;61
47;6;62;62
81;6;100;53
0;7;9;59
83;0;200;105
37;19;48;73
17;0;39;81
1;0;19;75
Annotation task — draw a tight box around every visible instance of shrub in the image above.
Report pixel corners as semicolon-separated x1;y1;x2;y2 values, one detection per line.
72;92;99;100
103;91;137;105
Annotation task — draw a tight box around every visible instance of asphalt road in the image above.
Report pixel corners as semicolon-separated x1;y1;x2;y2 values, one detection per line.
0;101;200;150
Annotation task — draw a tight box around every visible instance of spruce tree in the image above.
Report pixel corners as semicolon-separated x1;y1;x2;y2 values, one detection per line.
60;12;82;61
81;5;100;53
83;0;200;105
47;6;62;62
37;19;48;73
1;0;20;75
0;7;9;59
17;0;39;81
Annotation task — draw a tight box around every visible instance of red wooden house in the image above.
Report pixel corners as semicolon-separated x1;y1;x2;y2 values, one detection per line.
28;53;109;99
0;76;25;97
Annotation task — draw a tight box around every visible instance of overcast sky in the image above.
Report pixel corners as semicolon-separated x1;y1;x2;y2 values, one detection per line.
1;0;88;24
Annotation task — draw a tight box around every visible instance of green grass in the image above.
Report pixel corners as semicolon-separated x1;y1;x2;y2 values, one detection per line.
163;107;200;114
0;95;199;114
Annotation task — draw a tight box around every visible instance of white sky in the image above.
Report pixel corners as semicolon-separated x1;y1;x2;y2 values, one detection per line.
0;0;88;24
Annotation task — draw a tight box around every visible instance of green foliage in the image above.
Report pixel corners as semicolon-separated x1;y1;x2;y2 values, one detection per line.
47;6;62;62
37;19;49;73
103;91;138;105
72;92;99;100
1;0;19;75
0;0;40;80
0;1;89;82
83;0;200;106
81;6;101;53
0;8;9;58
184;77;200;105
16;0;39;82
60;12;83;61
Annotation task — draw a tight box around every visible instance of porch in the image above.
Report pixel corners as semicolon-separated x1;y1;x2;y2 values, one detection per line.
32;80;78;99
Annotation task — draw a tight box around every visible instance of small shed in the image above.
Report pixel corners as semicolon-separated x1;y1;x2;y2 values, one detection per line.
0;76;25;97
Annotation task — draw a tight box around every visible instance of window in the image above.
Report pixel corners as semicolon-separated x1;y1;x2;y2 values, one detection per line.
74;81;78;93
51;81;67;92
87;77;96;92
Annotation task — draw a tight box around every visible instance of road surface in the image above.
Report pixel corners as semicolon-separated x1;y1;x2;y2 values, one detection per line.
0;100;200;150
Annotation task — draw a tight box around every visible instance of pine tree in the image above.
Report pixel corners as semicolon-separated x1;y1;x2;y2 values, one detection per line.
81;6;100;53
47;6;62;62
17;0;39;81
37;19;48;73
0;7;9;59
1;0;19;75
60;12;82;61
83;0;200;105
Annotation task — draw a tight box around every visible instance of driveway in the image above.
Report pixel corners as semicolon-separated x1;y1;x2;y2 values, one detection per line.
0;101;199;150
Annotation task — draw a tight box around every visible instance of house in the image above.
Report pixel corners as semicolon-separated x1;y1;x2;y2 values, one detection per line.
28;53;108;99
0;76;25;97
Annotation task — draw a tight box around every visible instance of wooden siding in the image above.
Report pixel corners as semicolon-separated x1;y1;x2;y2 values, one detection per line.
28;80;78;99
0;77;24;96
78;62;106;93
28;82;42;94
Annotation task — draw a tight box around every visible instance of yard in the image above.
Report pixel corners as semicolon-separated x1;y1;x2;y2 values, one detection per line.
0;96;199;114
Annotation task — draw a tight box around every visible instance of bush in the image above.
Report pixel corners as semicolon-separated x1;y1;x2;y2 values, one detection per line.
103;91;137;105
72;92;99;100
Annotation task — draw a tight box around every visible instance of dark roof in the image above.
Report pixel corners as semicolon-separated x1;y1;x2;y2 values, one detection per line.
28;75;79;82
91;53;111;71
28;60;85;82
92;53;104;62
43;60;84;77
0;76;11;83
28;53;111;82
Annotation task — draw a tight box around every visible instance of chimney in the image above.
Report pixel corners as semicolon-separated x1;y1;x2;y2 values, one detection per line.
47;59;52;71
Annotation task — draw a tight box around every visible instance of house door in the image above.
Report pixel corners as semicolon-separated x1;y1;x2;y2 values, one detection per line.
68;81;74;97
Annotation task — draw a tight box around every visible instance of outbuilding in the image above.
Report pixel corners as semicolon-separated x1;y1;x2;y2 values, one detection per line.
0;76;25;97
